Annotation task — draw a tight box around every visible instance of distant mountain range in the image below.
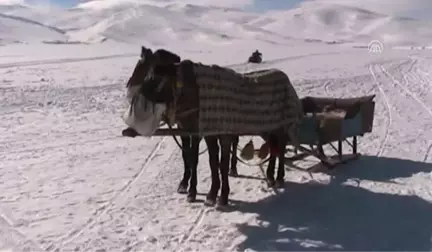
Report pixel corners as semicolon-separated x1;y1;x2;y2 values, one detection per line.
1;0;432;46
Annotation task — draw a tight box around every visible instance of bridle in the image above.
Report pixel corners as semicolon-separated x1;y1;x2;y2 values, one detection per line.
151;72;204;155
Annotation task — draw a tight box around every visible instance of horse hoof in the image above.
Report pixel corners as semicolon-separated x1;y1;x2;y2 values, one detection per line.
122;128;138;137
267;179;276;188
275;179;285;188
177;184;188;194
187;194;196;203
229;169;238;177
204;198;216;207
217;197;229;207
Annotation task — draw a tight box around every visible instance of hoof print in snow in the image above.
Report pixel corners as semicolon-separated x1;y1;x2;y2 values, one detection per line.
145;236;157;243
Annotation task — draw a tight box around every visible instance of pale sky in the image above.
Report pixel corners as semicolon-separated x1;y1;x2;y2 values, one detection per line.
1;0;431;19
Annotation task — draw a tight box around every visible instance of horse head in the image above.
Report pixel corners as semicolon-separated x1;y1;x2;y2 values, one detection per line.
136;49;182;104
122;47;183;136
125;47;181;100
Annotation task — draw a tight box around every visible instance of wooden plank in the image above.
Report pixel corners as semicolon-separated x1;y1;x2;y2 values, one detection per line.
152;128;262;136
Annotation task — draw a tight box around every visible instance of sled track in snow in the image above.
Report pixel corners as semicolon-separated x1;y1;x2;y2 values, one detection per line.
46;137;167;251
380;62;432;117
323;80;332;95
0;53;136;69
380;59;432;162
368;64;392;157
414;58;432;89
0;135;123;156
0;211;44;252
175;208;210;252
424;143;432;162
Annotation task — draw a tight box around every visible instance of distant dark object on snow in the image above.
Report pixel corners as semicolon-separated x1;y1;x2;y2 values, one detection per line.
248;49;262;63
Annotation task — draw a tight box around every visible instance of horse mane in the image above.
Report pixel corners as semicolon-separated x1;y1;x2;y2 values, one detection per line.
153;49;181;64
126;59;146;87
189;60;240;78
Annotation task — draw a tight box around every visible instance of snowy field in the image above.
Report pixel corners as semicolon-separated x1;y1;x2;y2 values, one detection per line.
1;0;432;251
2;42;432;252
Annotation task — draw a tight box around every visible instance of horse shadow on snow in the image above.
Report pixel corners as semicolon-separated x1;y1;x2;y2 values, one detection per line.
233;155;432;251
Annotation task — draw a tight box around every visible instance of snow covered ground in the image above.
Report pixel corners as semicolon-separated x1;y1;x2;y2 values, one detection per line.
2;42;432;252
1;0;432;251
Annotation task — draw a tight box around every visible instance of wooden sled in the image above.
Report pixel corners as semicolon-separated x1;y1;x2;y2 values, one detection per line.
285;94;376;171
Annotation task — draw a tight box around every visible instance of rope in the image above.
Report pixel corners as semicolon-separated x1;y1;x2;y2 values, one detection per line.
236;152;271;166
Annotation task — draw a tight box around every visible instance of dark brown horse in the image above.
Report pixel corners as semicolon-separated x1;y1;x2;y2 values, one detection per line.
122;46;241;203
127;56;303;206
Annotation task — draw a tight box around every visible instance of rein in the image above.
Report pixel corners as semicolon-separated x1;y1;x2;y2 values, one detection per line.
164;109;208;156
163;80;208;155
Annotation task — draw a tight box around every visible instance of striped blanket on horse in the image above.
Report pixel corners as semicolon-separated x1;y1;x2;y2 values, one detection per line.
179;60;303;136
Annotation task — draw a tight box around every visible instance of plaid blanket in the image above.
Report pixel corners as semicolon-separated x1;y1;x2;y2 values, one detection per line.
179;60;303;136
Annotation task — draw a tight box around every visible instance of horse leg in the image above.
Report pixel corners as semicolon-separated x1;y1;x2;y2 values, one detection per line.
177;136;191;194
266;135;278;187
266;154;276;187
187;136;201;202
275;136;287;188
219;135;232;206
204;136;220;206
229;135;239;177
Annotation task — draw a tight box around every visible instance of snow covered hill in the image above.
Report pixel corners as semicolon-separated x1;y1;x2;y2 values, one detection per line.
257;1;432;46
49;2;295;46
0;11;66;45
1;0;432;46
62;3;247;45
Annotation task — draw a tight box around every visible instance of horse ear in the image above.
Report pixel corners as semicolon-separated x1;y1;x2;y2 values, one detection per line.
153;64;178;77
174;55;181;63
141;46;152;57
